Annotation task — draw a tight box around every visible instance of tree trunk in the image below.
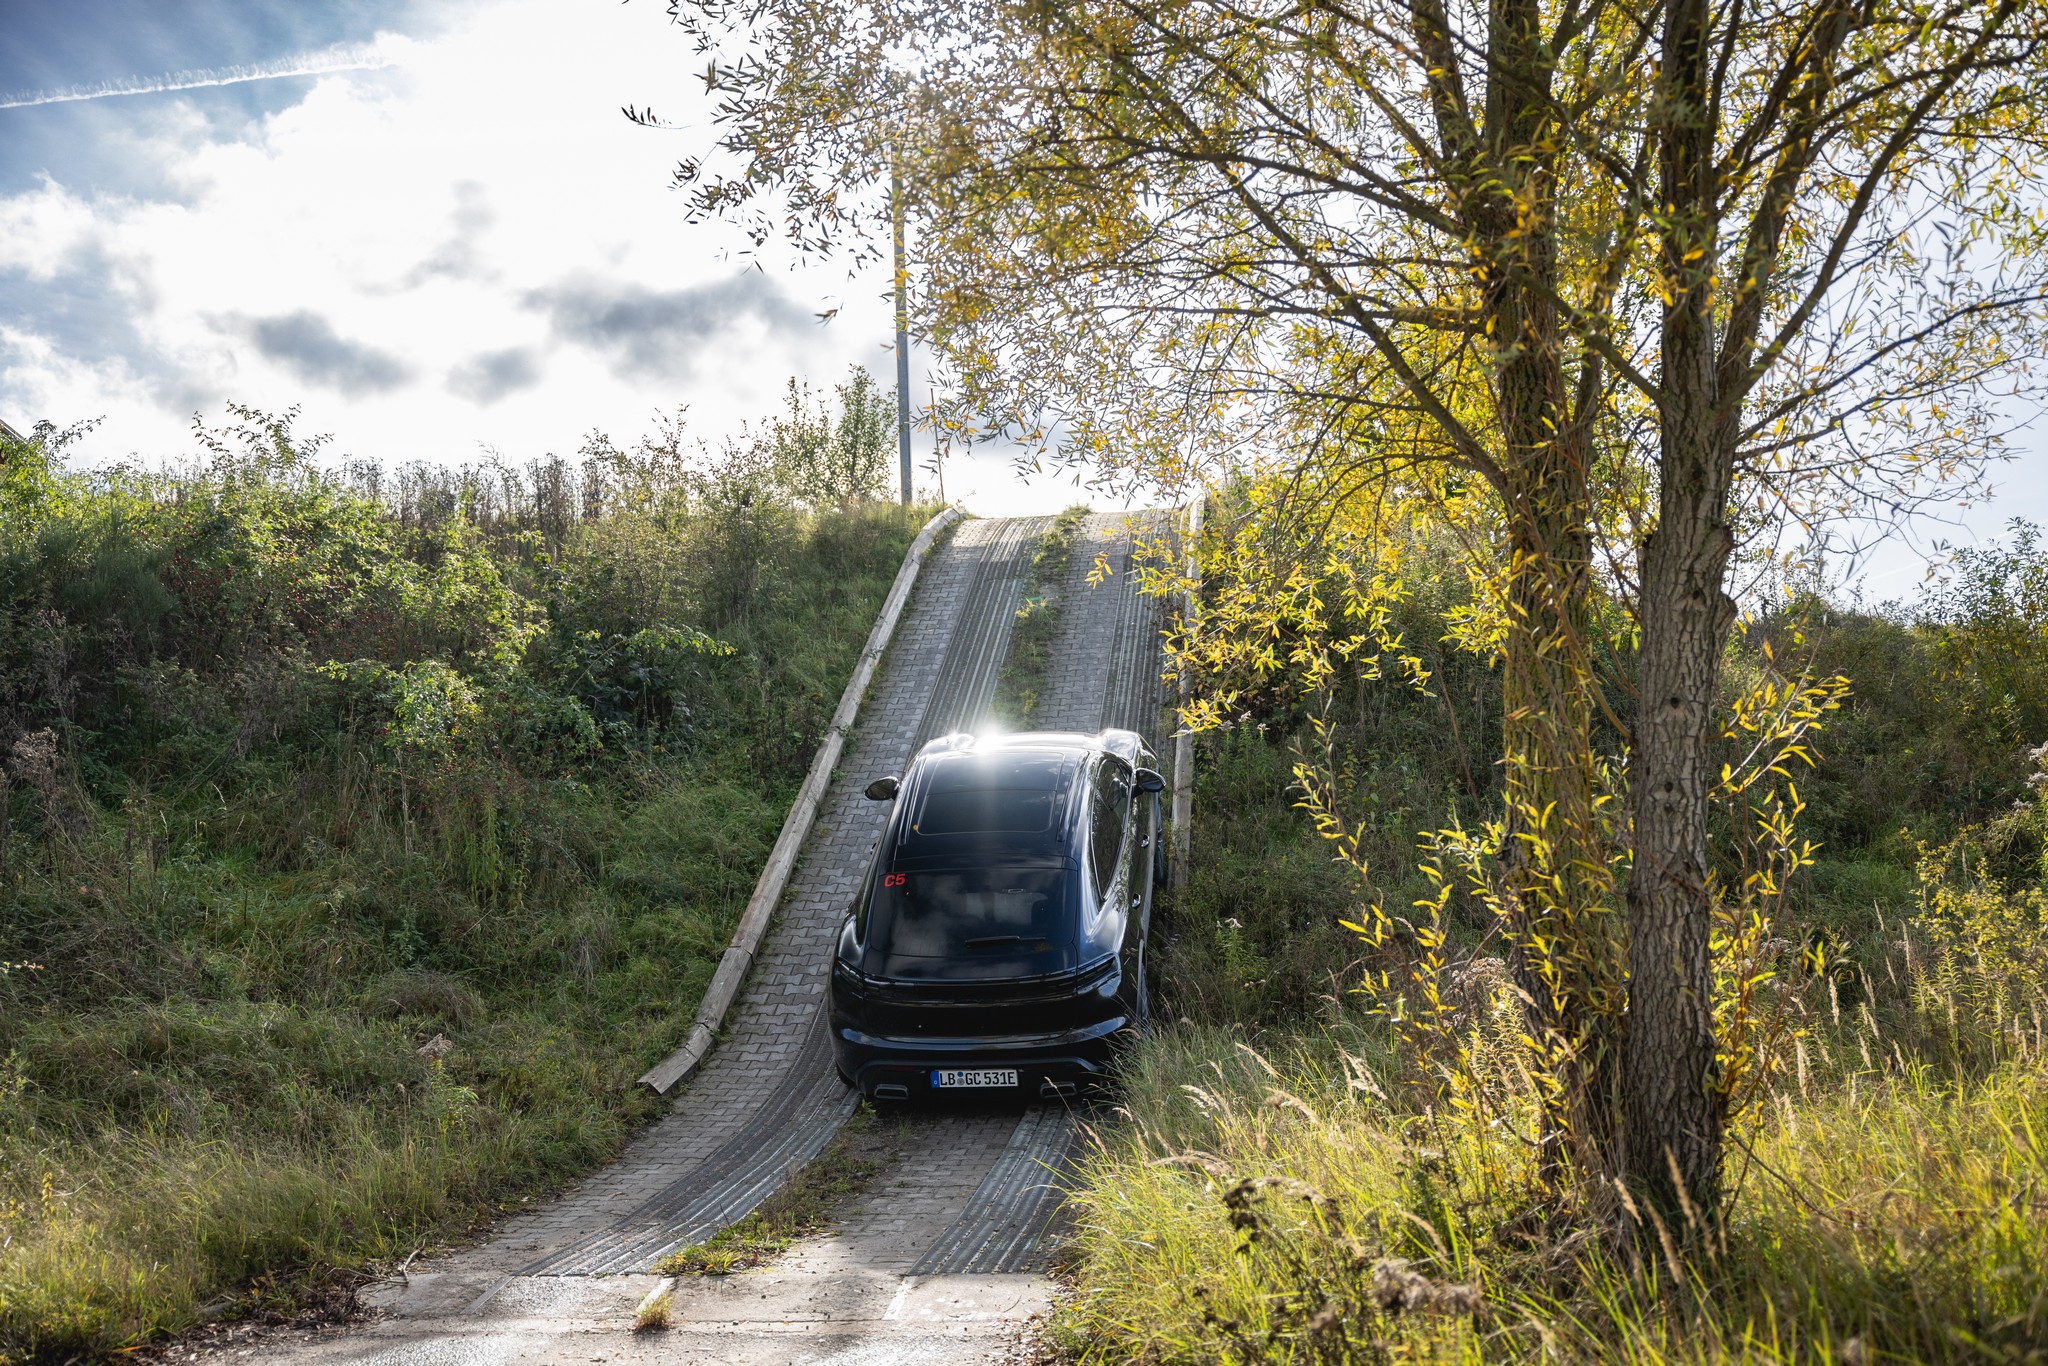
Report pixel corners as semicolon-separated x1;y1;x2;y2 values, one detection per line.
1626;0;1732;1230
1496;471;1623;1189
1467;0;1625;1192
1625;428;1734;1229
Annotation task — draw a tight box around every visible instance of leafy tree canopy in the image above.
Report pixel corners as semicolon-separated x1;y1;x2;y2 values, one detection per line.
651;0;2048;1234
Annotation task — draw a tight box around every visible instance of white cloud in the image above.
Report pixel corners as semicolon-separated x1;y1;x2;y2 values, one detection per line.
0;1;1169;521
6;0;2042;556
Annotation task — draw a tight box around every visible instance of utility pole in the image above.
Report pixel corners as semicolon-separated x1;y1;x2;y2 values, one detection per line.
892;165;912;506
930;385;944;504
1169;491;1203;891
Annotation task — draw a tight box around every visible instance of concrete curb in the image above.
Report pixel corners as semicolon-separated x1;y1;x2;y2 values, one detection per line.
639;504;965;1093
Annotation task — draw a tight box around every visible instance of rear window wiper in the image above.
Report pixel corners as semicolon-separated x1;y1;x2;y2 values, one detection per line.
964;934;1027;947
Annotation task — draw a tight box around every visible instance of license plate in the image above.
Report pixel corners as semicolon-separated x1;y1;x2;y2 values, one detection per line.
930;1068;1018;1089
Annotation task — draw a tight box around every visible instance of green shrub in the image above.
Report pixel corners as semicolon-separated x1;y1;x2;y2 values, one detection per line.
0;400;929;1361
1157;730;1361;1024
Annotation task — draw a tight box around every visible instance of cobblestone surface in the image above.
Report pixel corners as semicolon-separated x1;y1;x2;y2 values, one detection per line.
823;1112;1028;1274
208;511;1172;1364
908;509;1170;1277
910;1106;1079;1275
443;517;1036;1276
916;517;1047;743
1037;510;1171;744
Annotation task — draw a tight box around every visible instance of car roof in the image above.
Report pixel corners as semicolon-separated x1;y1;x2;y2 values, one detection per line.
912;728;1147;765
886;732;1149;867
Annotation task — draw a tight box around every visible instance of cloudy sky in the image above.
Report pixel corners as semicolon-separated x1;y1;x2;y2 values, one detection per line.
0;1;2039;581
0;0;1112;514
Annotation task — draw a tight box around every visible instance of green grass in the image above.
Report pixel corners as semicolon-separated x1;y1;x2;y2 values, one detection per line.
992;505;1090;729
1054;1013;2048;1364
655;1108;903;1275
1151;730;1367;1025
0;411;934;1361
1059;684;2048;1362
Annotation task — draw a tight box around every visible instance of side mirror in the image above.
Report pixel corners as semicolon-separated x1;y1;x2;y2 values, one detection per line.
864;775;900;801
1133;767;1166;794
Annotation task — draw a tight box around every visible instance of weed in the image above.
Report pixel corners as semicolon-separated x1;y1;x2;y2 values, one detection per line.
630;1285;674;1332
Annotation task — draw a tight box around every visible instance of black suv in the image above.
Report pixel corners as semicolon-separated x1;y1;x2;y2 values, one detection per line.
827;729;1165;1103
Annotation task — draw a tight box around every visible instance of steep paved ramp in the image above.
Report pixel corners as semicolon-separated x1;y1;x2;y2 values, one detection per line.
206;512;1174;1365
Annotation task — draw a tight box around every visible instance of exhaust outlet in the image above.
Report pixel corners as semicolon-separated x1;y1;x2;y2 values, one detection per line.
1039;1080;1078;1100
873;1083;911;1101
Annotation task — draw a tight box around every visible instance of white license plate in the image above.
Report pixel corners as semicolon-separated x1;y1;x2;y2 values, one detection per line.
930;1068;1018;1089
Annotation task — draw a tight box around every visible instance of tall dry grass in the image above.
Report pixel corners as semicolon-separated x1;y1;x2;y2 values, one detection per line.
1058;850;2048;1364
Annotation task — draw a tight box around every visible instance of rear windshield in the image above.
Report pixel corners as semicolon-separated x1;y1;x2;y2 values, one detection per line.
909;753;1070;837
863;865;1074;960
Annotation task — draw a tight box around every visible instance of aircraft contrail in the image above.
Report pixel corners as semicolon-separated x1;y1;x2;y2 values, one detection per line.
0;41;397;111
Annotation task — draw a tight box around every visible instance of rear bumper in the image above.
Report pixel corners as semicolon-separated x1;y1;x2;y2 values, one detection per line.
831;1014;1129;1101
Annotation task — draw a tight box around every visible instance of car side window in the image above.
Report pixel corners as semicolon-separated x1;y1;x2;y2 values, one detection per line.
1089;759;1133;900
